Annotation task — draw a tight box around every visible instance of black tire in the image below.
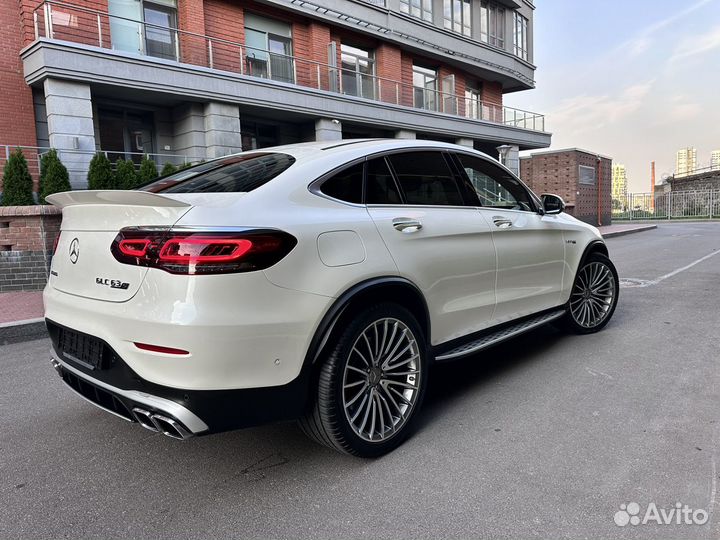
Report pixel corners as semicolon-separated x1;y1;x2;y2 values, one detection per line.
299;302;428;457
561;252;619;334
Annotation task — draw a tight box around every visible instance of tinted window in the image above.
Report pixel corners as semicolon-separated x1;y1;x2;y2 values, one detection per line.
140;153;295;193
320;162;364;203
366;157;401;204
455;153;533;211
387;151;464;206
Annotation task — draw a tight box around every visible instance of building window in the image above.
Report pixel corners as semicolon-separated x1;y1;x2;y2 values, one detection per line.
579;165;596;185
513;12;528;60
109;0;178;60
480;2;505;48
244;13;295;84
413;65;438;111
400;0;433;22
341;44;376;99
443;0;472;36
465;84;482;119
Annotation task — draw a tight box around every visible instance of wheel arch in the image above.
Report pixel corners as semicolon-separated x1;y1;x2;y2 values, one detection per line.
304;277;430;368
576;240;609;275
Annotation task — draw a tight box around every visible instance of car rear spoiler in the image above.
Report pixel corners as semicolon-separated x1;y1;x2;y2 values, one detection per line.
46;190;192;209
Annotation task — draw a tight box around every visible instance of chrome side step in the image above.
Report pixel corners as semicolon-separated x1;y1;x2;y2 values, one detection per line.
435;309;565;362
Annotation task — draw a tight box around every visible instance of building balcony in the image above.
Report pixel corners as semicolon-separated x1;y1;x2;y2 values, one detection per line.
23;1;550;149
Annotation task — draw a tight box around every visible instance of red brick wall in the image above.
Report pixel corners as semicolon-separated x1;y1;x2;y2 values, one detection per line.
178;0;207;65
0;0;38;173
204;0;244;73
0;206;61;291
400;51;413;107
375;42;401;104
520;151;613;226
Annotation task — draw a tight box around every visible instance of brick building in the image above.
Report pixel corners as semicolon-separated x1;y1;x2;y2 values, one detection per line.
1;0;549;190
520;148;612;226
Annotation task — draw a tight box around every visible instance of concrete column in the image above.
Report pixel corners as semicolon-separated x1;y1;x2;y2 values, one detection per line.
172;103;207;163
455;138;474;148
394;129;416;139
43;79;96;188
505;145;520;177
497;144;520;176
204;102;242;158
315;118;342;141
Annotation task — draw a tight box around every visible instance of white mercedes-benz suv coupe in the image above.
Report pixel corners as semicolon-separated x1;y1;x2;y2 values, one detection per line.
44;139;618;457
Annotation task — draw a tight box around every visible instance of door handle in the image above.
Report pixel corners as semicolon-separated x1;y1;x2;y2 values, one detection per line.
492;216;513;228
392;218;423;233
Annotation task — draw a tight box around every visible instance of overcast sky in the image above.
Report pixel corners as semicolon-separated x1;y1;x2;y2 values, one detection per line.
506;0;720;193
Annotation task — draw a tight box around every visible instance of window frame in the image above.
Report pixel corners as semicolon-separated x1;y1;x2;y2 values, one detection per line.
480;1;506;49
513;11;528;60
311;148;486;208
443;0;472;37
400;0;433;22
448;151;541;213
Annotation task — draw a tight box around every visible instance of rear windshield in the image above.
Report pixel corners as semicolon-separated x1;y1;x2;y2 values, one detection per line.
139;153;295;193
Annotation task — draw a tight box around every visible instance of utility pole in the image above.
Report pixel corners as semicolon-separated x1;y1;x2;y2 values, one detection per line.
651;161;655;212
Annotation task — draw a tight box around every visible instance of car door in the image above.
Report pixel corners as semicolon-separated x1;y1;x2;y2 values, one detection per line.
453;152;565;324
365;150;497;346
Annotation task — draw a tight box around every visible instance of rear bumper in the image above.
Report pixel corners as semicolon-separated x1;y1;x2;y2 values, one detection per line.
48;321;312;436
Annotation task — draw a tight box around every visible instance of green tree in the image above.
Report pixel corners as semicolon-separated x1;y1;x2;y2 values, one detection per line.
138;155;158;183
1;148;34;206
87;152;114;190
115;159;139;189
39;150;71;204
160;162;178;176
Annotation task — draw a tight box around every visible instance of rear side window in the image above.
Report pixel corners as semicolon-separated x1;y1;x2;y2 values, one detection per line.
320;162;364;203
387;151;464;206
140;153;295;193
366;157;401;204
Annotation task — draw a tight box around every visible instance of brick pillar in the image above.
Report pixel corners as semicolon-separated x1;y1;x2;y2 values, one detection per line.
178;0;207;66
44;79;96;188
376;43;402;104
481;81;503;122
400;52;414;108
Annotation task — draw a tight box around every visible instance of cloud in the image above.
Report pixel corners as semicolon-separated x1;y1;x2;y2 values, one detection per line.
612;0;713;58
547;81;654;135
669;25;720;62
667;103;702;122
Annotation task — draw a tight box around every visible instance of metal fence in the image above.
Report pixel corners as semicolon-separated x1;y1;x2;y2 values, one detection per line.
0;145;203;187
33;0;546;132
613;190;720;220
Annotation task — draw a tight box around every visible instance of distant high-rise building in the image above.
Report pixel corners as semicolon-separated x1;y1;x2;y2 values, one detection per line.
711;150;720;171
676;147;697;177
612;164;627;200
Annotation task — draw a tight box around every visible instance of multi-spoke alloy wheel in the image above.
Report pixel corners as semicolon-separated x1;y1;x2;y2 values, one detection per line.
299;303;427;457
342;318;421;442
564;253;619;334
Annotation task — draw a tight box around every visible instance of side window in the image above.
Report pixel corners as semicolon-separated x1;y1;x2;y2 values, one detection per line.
319;162;364;204
386;151;464;206
366;157;402;204
455;153;534;211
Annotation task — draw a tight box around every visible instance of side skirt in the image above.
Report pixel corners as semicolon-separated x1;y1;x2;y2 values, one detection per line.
432;308;566;362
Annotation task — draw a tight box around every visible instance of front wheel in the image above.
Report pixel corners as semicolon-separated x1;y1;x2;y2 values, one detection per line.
299;303;428;457
562;252;619;334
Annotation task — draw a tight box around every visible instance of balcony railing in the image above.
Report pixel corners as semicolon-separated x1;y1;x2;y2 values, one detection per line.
31;0;546;133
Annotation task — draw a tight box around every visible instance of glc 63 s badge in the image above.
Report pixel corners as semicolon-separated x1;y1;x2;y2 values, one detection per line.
96;277;130;290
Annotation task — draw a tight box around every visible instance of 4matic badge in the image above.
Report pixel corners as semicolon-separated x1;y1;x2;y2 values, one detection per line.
96;277;130;290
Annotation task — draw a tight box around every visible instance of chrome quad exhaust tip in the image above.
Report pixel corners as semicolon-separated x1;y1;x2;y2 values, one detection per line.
132;407;193;440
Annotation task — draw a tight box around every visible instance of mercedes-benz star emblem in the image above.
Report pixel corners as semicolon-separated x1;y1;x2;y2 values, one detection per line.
69;238;80;264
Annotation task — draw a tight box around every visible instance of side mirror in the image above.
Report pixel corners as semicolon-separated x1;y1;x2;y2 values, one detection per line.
541;194;565;215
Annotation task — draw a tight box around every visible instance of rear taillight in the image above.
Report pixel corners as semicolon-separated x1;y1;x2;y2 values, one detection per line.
111;228;297;275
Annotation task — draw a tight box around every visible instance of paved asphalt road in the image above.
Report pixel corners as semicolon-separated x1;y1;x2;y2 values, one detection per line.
2;222;720;539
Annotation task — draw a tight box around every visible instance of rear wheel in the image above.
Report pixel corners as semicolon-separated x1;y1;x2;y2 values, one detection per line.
562;252;619;334
299;303;428;457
